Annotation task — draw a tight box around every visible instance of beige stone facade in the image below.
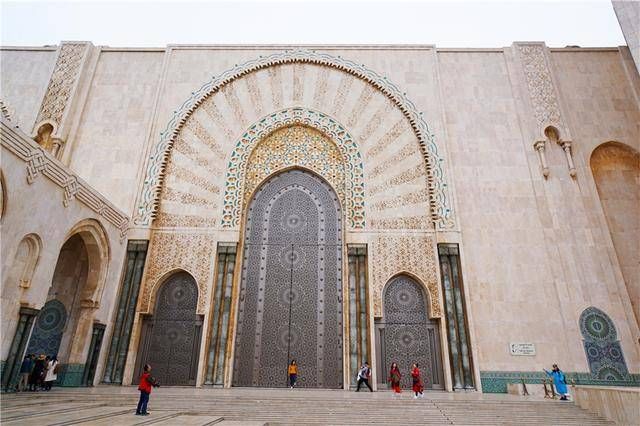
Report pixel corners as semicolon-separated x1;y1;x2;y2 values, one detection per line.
1;42;638;392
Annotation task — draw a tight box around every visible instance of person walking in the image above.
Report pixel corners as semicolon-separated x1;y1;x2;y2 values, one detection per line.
355;361;373;392
388;362;402;395
17;354;34;392
288;360;298;389
44;356;59;391
544;364;569;401
136;364;159;416
411;363;424;399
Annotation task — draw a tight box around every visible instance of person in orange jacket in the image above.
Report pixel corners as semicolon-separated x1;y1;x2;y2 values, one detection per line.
136;364;159;416
288;360;298;388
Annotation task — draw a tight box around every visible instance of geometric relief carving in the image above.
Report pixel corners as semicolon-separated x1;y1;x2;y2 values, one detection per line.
134;50;454;230
34;42;88;131
517;44;563;131
222;108;364;229
139;231;214;314
579;306;629;381
370;234;441;318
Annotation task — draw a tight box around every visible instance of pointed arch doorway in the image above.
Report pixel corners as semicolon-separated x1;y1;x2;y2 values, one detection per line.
232;169;344;388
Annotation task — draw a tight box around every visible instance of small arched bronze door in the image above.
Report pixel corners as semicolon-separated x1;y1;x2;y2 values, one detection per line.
135;271;202;386
376;275;444;390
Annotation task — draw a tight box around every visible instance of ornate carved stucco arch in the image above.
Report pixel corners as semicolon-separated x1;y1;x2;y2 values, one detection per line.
134;50;453;229
222;108;365;228
381;271;437;318
145;267;200;316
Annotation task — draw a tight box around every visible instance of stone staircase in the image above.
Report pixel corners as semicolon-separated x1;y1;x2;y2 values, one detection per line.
0;387;615;425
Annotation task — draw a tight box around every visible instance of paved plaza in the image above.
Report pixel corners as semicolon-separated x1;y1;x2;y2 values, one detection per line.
0;386;613;425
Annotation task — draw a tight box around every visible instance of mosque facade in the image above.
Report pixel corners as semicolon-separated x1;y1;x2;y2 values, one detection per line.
1;41;638;392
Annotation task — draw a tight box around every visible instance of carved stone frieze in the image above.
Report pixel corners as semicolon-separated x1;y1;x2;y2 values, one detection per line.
370;234;441;318
34;42;88;131
517;44;563;131
139;231;215;315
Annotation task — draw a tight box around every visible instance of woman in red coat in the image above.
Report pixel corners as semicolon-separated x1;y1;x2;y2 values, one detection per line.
388;362;402;394
411;363;424;398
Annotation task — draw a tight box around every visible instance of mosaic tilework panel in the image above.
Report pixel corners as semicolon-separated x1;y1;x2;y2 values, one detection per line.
222;108;365;229
579;306;629;381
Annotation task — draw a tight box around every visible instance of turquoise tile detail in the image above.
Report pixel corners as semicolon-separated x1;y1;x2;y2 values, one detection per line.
57;363;85;387
480;370;640;393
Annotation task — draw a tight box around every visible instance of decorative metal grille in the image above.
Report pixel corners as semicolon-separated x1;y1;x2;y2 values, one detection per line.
26;299;67;357
380;275;443;389
233;170;343;388
142;271;202;386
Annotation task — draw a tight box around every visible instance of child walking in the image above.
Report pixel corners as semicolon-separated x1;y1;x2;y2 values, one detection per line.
288;360;298;388
136;364;159;415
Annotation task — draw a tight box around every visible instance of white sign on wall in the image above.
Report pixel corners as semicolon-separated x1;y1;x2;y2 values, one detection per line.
509;342;536;356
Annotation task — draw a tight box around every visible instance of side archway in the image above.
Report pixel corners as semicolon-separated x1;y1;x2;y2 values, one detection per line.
590;141;640;326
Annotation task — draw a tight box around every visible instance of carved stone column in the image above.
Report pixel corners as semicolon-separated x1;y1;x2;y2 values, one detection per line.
558;140;577;178
533;140;550;178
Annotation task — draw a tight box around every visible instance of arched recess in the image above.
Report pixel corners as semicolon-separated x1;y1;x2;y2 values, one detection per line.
135;270;202;386
579;306;629;380
375;274;444;390
590;141;640;326
1;233;43;359
62;219;110;306
1;233;42;296
134;50;453;229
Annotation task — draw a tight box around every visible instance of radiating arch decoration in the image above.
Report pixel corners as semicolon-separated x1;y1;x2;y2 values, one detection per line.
579;306;629;380
222;109;364;228
134;50;454;229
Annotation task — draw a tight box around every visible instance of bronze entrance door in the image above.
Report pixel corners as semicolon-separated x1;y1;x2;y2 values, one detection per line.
233;170;343;388
135;271;202;386
376;275;444;390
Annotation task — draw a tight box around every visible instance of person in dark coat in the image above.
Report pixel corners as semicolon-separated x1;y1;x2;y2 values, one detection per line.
29;354;46;391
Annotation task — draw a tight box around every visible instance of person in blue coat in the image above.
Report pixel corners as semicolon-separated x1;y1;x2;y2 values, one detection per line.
544;364;569;400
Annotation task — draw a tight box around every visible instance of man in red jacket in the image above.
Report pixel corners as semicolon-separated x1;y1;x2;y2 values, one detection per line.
136;364;159;415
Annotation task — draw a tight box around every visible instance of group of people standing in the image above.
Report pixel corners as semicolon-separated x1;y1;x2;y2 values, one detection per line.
17;354;59;392
355;361;425;398
388;362;425;398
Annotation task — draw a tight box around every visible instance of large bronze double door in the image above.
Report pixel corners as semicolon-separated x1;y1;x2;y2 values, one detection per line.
233;170;343;388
